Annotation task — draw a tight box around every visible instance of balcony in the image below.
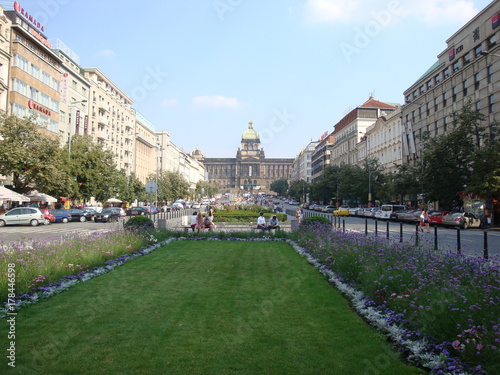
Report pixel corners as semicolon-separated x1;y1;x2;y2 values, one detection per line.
97;131;108;141
98;116;109;126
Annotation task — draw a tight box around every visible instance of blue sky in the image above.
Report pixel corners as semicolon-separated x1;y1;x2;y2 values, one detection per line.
19;0;494;158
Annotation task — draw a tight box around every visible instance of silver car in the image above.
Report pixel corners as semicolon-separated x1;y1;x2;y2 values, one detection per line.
442;212;482;229
0;207;45;227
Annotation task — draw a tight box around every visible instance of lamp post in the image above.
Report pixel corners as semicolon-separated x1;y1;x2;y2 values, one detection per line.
68;100;87;157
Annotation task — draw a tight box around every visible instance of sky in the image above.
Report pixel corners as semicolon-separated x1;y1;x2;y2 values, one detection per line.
8;0;495;158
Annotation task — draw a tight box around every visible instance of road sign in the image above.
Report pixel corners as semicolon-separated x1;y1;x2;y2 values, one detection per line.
145;181;158;194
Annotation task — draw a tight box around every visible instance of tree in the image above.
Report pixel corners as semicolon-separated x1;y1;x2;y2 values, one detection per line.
62;135;119;202
149;170;190;203
195;180;219;199
0;113;73;194
270;178;288;196
421;102;499;208
289;179;308;202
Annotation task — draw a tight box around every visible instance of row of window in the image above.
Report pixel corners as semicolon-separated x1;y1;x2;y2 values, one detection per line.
12;54;60;92
407;34;496;102
11;103;58;133
11;78;59;112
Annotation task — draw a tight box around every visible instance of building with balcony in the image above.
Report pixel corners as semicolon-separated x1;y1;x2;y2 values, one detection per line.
0;7;11;113
357;107;403;174
195;120;293;194
291;140;319;183
311;132;334;183
330;97;397;167
83;67;135;175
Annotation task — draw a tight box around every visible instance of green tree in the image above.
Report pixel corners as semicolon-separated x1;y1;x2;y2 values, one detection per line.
195;180;219;199
289;179;308;202
62;135;119;202
421;102;499;208
0;113;73;194
270;178;289;196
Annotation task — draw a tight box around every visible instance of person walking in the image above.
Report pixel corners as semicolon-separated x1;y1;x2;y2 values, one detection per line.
295;207;303;224
420;208;430;233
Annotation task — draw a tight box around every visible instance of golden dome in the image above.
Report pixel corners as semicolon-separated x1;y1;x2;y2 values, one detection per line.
242;120;259;140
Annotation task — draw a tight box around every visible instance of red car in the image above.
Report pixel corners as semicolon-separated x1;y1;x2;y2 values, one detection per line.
428;210;450;225
41;209;55;225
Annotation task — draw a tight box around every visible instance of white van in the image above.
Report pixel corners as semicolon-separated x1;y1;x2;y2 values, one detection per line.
375;205;407;220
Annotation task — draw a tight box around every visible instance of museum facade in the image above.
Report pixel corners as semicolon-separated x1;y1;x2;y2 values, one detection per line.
192;121;293;195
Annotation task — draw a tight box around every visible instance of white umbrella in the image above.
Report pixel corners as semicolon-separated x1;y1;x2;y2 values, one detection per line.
26;190;58;203
106;198;122;203
0;186;30;202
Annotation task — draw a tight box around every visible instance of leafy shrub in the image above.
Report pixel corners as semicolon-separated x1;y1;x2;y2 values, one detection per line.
124;215;155;230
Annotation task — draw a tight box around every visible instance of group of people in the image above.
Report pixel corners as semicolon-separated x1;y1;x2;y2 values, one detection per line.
257;212;280;231
189;210;216;232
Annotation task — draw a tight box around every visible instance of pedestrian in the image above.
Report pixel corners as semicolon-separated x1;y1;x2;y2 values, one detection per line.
420;208;430;232
190;211;198;232
257;212;267;230
196;212;204;232
295;207;302;224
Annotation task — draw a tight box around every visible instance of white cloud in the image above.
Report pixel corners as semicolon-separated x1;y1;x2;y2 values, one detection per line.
161;98;179;107
303;0;479;26
192;95;241;108
98;49;116;58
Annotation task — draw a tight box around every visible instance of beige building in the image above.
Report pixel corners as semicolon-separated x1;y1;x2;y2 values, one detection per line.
311;132;334;183
0;7;11;113
133;110;156;183
83;67;136;175
358;107;403;174
330;98;397;167
6;6;61;136
402;1;499;165
52;39;90;148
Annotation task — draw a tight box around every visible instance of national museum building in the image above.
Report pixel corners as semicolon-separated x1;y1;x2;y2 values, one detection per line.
192;121;293;194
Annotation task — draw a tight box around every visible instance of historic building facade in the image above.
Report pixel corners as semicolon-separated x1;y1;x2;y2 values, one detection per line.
195;121;293;194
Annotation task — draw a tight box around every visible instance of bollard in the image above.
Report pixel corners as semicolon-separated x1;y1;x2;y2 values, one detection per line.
484;231;489;259
415;224;419;246
386;221;389;239
400;222;403;242
456;228;461;255
365;219;368;236
434;226;438;250
342;219;345;232
375;220;378;237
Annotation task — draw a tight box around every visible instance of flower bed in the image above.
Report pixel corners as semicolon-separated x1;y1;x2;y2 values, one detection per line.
289;224;500;374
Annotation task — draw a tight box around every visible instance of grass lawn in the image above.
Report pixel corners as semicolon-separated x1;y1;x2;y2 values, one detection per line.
0;240;424;375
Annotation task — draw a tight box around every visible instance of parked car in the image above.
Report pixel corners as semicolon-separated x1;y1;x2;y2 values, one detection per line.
66;208;92;222
126;206;148;216
85;206;103;213
428;210;450;225
82;208;97;221
333;207;349;216
191;202;201;209
41;208;55;224
348;207;361;216
0;207;45;227
442;212;482;229
49;209;72;223
95;208;122;223
323;205;336;213
172;202;184;210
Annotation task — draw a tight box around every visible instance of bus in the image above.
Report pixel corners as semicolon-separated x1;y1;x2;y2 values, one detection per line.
375;204;408;220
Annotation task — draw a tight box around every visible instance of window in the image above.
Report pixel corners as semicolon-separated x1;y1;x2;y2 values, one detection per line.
434;73;441;85
71;80;77;90
419;85;425;95
443;117;448;132
463;52;471;65
426;102;430;116
489;95;495;113
475;44;483;58
463;80;468;96
426;80;432;90
453;60;460;72
443;92;448;107
452;86;457;102
434;121;439;136
475;73;481;90
443;67;450;78
488;34;497;49
476;100;481;111
434;97;439;112
487;65;493;84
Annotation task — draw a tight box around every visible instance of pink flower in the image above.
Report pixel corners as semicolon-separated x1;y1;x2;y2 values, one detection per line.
476;344;483;351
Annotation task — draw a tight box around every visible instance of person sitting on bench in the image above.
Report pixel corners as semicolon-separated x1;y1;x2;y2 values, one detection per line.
257;212;267;230
268;215;280;231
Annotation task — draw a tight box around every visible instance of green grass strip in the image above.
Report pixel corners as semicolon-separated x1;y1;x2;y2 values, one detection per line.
0;241;424;375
